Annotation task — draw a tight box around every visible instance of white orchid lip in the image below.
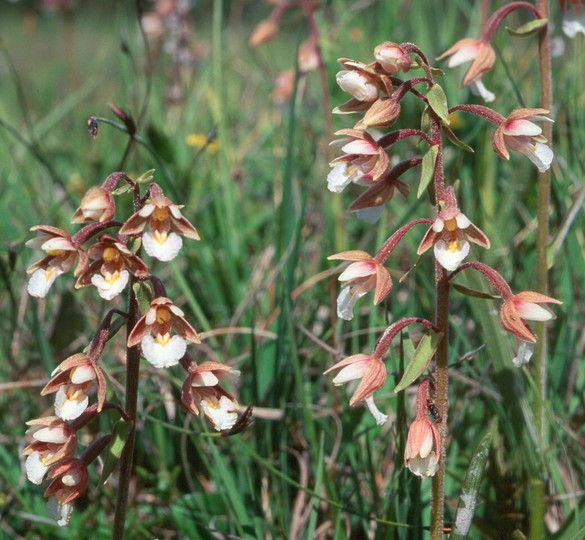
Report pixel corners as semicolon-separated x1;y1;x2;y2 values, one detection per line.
434;239;470;271
141;334;186;368
364;396;388;425
200;396;238;431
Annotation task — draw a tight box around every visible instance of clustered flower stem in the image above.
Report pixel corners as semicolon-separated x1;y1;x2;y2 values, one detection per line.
24;169;244;534
112;279;140;540
324;10;559;536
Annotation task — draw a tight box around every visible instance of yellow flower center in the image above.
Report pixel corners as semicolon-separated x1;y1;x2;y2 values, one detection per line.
155;332;171;346
152;206;169;221
103;247;120;263
156;307;171;325
444;218;458;232
47;249;68;257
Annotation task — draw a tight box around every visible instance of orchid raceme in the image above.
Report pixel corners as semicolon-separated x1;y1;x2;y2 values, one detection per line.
417;195;490;272
499;291;562;343
437;38;496;102
324;354;388;425
328;250;392;320
128;296;200;368
24;168;232;533
493;108;554;172
119;184;200;262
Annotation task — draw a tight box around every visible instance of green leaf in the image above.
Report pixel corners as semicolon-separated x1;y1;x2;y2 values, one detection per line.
427;84;450;125
100;419;132;484
442;124;474;153
133;281;153;314
452;283;500;300
450;431;492;539
417;145;439;199
506;18;548;37
394;332;443;392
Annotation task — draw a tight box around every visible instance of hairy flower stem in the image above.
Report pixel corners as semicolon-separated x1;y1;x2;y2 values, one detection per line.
112;279;141;539
431;265;449;540
430;114;448;539
532;1;553;538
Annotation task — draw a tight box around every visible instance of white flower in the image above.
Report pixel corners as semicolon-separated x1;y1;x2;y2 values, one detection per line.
512;341;535;367
54;385;89;421
364;396;388;425
470;79;495;103
46;497;73;527
514;142;554;173
200;395;238;431
141;334;187;368
27;268;63;298
91;269;130;300
327;163;356;193
142;231;183;261
563;4;585;38
336;287;366;321
336;70;379;102
25;452;51;485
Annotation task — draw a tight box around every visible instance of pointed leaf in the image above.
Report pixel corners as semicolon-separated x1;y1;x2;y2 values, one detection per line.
394;332;443;392
506;18;548;37
133;281;153;315
450;431;492;539
443;124;474;153
99;419;132;484
452;283;500;300
427;84;450;125
417;145;439;199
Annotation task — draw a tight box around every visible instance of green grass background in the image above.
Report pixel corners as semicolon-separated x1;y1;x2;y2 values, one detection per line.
0;0;583;538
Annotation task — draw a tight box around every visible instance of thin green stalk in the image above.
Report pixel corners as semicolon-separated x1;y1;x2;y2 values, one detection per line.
532;1;553;538
112;279;141;539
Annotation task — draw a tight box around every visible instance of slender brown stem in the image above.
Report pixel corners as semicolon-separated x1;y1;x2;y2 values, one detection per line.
112;278;141;539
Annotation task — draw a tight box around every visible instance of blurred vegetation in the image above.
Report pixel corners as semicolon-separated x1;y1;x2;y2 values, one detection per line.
0;0;583;538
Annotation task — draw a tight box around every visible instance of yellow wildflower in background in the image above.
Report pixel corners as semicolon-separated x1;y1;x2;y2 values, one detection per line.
185;133;218;154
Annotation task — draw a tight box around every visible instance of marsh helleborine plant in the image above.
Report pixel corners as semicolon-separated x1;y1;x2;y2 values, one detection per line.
324;2;561;536
23;171;244;529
